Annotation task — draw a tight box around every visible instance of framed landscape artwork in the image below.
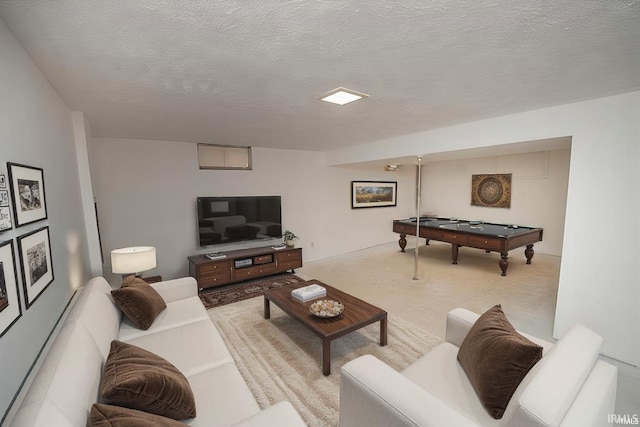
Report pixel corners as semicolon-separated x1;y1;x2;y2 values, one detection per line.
0;240;22;338
7;162;48;228
18;226;54;309
471;173;512;208
351;181;397;209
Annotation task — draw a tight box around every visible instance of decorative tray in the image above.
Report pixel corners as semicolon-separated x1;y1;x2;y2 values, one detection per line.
309;299;344;318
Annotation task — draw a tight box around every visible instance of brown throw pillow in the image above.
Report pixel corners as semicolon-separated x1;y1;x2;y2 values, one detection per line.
457;304;543;419
121;274;148;288
111;281;166;329
89;403;188;426
100;341;196;420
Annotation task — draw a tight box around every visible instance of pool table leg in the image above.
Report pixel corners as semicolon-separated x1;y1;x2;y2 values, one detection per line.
451;244;459;264
525;244;534;264
398;233;407;252
499;253;508;276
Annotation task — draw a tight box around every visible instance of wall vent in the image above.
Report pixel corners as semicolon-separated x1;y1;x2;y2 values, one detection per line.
197;144;252;170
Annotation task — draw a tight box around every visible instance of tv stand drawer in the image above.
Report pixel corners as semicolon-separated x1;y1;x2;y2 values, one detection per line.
200;260;232;274
199;270;232;287
275;249;302;270
234;263;276;280
254;254;273;265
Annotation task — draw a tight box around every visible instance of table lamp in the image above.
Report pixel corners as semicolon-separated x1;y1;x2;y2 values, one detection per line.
111;246;157;278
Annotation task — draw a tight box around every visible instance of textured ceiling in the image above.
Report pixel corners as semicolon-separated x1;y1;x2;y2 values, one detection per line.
1;1;639;152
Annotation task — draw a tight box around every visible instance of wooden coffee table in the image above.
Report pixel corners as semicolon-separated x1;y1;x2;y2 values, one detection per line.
263;280;387;376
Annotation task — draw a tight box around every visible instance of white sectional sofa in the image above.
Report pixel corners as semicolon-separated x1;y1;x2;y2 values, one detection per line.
340;307;618;427
9;276;305;426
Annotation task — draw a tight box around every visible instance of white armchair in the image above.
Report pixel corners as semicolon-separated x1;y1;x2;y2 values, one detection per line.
340;308;617;427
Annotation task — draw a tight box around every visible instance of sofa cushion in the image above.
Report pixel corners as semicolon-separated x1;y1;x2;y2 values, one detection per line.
183;363;261;427
111;282;166;330
403;342;498;423
149;277;199;304
123;320;234;377
89;403;187;426
100;340;196;420
11;321;105;427
457;305;543;419
65;288;122;358
118;296;209;341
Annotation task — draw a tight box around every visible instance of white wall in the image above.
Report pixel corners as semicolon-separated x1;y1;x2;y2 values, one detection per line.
326;91;640;367
90;138;415;282
421;149;571;256
72;112;103;276
0;20;91;420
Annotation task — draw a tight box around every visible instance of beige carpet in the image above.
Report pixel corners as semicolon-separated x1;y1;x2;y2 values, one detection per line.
208;296;442;427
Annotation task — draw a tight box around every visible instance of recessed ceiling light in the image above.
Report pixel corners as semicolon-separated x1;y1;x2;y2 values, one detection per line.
320;87;369;105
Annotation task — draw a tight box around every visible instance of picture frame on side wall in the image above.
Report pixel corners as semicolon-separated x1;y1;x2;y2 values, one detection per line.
18;226;54;309
7;162;48;228
0;206;11;232
0;191;11;232
0;174;6;188
0;240;22;338
351;181;397;209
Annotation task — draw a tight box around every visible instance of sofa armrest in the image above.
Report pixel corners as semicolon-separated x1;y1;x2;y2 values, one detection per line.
558;360;617;427
149;277;198;303
230;402;306;427
511;324;606;426
340;355;480;427
445;308;480;347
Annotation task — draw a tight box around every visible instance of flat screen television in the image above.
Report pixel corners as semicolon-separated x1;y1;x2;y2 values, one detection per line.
196;196;282;248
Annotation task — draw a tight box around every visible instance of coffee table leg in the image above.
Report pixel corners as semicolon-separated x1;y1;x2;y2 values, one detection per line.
322;339;331;376
380;316;388;346
263;297;271;319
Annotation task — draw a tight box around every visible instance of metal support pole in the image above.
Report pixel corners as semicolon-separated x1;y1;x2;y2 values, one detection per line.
413;156;423;280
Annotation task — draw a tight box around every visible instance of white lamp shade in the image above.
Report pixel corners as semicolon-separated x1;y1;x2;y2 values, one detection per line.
111;246;157;274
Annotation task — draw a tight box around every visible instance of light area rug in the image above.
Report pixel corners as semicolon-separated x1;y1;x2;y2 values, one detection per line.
208;296;442;427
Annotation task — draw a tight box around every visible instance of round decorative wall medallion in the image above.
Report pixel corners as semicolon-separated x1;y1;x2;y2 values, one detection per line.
478;177;503;205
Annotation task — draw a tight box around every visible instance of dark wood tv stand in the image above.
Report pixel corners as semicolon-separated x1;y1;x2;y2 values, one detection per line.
188;246;302;290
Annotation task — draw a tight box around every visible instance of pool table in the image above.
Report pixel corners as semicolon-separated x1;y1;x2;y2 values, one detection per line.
393;217;544;276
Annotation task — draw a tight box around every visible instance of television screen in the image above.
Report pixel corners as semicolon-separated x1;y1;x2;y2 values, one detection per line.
197;196;282;247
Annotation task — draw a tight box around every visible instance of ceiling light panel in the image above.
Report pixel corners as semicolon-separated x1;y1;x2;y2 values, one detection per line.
321;87;369;105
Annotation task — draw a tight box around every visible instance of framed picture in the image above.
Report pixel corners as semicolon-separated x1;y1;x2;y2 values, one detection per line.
7;162;48;227
0;207;11;232
471;173;512;208
0;174;6;188
351;181;397;209
18;226;54;309
0;240;22;338
0;190;9;207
